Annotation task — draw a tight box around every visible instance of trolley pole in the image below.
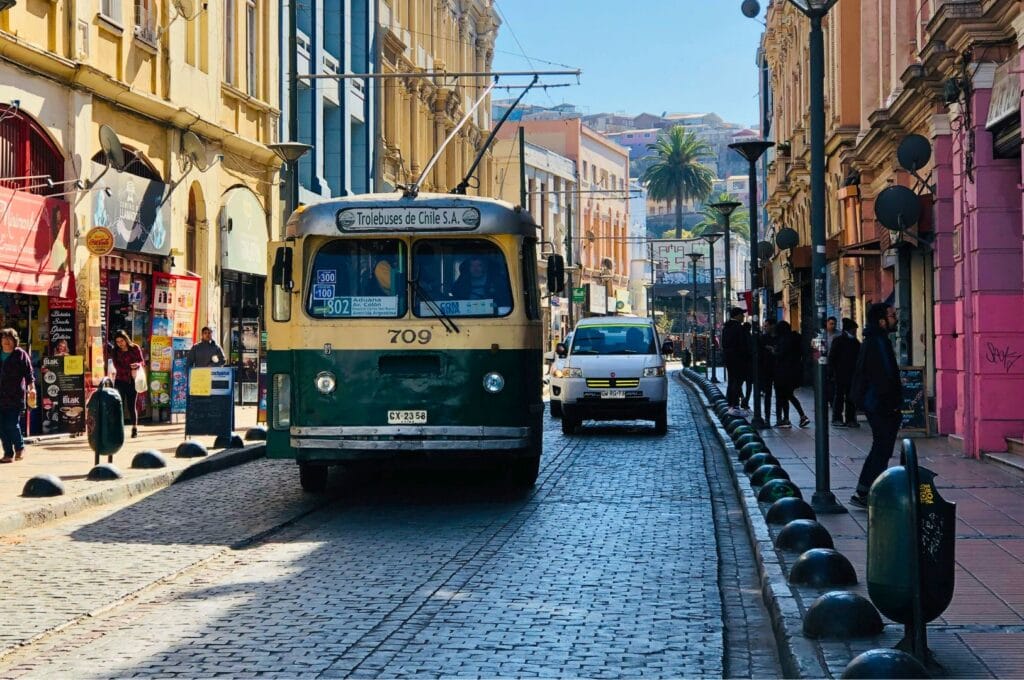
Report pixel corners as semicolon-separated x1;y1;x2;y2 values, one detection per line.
519;127;527;210
566;201;575;330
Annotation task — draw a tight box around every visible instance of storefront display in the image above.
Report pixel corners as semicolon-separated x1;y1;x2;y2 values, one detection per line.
149;272;201;419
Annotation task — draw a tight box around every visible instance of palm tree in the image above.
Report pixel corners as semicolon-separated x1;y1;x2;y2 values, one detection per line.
692;192;751;241
641;127;715;239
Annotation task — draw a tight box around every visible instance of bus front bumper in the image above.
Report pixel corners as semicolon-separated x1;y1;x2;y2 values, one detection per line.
289;425;532;454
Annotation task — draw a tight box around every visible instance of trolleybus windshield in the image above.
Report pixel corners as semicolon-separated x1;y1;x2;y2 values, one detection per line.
306;239;407;318
412;239;513;318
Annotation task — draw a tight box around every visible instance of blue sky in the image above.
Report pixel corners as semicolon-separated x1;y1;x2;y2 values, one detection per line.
491;1;764;127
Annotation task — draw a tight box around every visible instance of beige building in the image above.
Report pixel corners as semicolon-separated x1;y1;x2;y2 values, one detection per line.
0;1;279;417
378;0;499;195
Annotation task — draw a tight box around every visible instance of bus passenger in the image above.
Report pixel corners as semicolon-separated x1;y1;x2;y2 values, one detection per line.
451;256;510;306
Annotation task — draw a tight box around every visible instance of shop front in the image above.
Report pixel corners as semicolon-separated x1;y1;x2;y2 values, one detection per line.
219;187;268;406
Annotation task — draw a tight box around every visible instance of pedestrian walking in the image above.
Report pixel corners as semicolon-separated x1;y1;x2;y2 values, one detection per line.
829;318;861;427
740;322;754;411
759;318;777;426
110;330;146;439
823;316;840;421
187;326;227;368
0;328;36;463
849;303;903;508
772;320;810;428
721;307;749;415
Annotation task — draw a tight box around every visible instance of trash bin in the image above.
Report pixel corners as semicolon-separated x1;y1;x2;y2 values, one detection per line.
867;438;955;664
87;378;124;463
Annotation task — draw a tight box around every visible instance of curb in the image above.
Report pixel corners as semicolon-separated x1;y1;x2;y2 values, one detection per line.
0;443;266;536
676;371;829;679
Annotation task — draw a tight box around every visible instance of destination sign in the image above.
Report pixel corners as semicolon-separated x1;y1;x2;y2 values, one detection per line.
336;206;481;232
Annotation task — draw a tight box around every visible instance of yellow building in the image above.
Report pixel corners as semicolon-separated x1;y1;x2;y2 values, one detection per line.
0;1;280;419
378;0;499;194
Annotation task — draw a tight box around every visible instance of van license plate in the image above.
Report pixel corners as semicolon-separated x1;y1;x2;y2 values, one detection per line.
600;390;626;399
388;410;427;424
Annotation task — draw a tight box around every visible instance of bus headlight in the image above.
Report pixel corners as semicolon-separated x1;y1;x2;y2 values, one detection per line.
483;372;505;393
643;366;666;377
315;371;337;394
272;374;291;429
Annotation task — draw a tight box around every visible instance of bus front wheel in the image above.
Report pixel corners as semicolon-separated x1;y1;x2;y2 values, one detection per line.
505;455;540;488
299;462;329;493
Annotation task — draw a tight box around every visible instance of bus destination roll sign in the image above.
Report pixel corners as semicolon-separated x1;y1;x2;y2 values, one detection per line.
336;206;481;232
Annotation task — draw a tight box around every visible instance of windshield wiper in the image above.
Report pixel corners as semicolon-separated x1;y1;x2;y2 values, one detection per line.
409;278;459;334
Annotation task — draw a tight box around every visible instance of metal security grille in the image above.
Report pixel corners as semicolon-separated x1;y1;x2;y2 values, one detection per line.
0;106;65;196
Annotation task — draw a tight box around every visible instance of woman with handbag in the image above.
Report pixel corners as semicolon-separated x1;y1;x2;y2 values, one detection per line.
0;328;36;463
110;330;145;438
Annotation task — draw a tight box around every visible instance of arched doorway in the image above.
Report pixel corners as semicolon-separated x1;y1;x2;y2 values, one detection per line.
186;181;206;275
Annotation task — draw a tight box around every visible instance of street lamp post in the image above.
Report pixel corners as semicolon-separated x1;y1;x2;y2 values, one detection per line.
730;140;774;430
709;201;740;384
702;229;723;382
268;142;313;226
687;252;703;332
743;0;844;513
677;289;689;332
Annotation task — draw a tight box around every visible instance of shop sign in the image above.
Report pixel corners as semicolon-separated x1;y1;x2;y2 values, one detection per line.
0;186;71;296
220;187;269;276
89;162;171;256
85;227;115;256
986;59;1021;130
40;356;86;435
588;283;605;314
571;287;586;303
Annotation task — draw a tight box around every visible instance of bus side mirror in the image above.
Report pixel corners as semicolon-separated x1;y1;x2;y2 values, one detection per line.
546;254;565;294
271;246;294;322
555;342;568;357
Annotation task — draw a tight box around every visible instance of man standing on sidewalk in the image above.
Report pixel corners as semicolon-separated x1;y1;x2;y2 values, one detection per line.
829;318;861;427
849;304;902;508
721;307;749;416
186;327;227;369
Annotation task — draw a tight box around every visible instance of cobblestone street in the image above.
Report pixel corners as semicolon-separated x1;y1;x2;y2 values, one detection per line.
0;379;780;678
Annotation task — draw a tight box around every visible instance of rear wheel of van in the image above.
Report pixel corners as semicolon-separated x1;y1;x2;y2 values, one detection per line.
550;400;562;418
561;412;580;435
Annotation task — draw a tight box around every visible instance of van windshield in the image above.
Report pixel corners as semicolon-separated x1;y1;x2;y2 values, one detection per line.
570;325;657;355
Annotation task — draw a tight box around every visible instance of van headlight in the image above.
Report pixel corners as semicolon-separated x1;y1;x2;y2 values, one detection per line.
643;366;666;377
483;372;505;393
564;367;583;378
552;367;565;379
315;371;337;394
272;374;291;429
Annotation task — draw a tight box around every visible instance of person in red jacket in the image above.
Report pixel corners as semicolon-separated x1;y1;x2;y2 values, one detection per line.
0;328;36;463
110;329;145;439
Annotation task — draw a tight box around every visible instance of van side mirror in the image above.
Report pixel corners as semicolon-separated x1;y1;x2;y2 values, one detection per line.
555;342;568;357
546;254;565;294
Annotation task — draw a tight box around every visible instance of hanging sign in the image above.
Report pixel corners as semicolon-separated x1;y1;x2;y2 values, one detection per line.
85;227;115;256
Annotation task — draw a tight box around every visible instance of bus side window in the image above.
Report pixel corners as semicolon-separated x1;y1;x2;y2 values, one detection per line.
272;246;293;322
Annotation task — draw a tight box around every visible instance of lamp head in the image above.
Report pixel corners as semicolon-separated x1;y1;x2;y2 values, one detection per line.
740;0;760;18
702;229;724;245
709;201;742;218
268;142;313;164
786;0;839;17
686;252;703;264
729;140;775;163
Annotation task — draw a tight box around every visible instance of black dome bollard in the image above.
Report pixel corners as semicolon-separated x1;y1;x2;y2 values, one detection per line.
731;424;756;438
131;449;168;469
751;464;790;487
744;452;780;474
22;474;64;497
87;463;123;481
734;432;762;448
213;434;245;449
245;426;268;441
841;649;929;679
766;497;817;525
803;591;883;639
776;519;834;552
725;418;748;434
738;441;768;462
175;441;209;458
758;479;803;503
789;548;858;588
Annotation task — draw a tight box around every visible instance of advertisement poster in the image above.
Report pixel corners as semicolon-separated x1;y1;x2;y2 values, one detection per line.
90;336;106;387
40;356;86;435
48;294;76;354
171;337;189;414
149;335;172;372
149;370;170;408
257;331;268;423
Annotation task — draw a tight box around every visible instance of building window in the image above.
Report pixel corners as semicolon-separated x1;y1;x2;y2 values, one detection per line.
101;0;121;23
246;0;257;96
0;105;65;197
134;0;157;44
225;0;236;85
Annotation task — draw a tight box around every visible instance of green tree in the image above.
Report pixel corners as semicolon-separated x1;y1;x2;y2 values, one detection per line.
641;127;715;239
691;192;750;241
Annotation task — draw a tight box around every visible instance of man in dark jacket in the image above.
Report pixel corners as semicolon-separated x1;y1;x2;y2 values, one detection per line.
850;303;903;508
759;318;777;425
187;326;227;369
829;318;861;427
721;307;748;414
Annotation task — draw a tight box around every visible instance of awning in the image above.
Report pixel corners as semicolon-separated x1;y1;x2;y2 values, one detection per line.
986;59;1020;130
220;187;268;276
0;186;71;296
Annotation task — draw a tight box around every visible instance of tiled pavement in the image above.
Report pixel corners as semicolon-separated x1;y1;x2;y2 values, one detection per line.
705;369;1024;677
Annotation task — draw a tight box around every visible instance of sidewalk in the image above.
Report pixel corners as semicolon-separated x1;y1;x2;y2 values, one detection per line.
0;407;263;535
725;379;1024;677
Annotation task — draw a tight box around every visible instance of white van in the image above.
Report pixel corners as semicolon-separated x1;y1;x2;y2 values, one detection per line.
557;317;670;435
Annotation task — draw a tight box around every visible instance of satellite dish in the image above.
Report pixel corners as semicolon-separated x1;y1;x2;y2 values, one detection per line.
182;131;209;171
875;185;920;232
172;0;195;17
757;240;774;260
775;227;799;250
98;124;125;171
896;134;932;173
